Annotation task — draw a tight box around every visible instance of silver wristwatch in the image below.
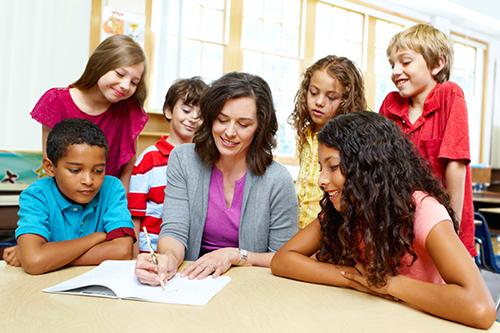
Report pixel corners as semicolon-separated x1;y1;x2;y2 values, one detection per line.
237;248;248;266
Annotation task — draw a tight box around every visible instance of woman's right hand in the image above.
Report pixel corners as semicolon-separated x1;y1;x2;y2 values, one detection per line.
135;252;178;286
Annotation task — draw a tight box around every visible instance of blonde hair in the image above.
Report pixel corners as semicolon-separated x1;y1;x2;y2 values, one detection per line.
72;34;147;106
289;55;367;153
386;24;453;83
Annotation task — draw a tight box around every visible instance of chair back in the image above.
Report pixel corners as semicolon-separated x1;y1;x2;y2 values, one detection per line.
474;212;500;273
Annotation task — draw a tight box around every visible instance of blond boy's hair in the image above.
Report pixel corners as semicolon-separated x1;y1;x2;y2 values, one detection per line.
386;24;453;83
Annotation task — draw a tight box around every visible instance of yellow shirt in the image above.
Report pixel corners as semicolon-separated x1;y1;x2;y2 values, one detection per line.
296;130;323;229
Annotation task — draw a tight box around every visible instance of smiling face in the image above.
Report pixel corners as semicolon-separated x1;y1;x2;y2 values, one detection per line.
44;144;106;205
165;99;202;145
97;62;144;104
307;69;344;131
211;97;259;163
389;48;443;103
317;143;345;212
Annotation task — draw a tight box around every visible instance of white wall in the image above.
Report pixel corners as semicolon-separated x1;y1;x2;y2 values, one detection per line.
0;0;91;151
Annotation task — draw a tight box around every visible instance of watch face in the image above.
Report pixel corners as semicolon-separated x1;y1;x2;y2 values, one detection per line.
238;249;248;265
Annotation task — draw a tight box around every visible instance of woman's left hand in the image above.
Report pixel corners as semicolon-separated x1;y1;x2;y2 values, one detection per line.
341;263;399;301
181;248;240;279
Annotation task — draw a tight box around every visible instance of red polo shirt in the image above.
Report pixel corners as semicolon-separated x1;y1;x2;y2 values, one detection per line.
379;81;475;256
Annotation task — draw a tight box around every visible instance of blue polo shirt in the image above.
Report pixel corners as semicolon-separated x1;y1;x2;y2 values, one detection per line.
15;176;133;241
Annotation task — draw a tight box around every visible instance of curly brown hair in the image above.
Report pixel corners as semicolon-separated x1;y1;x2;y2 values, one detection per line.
289;55;367;153
316;111;458;288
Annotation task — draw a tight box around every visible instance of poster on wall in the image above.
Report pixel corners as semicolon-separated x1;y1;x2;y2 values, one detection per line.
101;6;145;46
0;151;44;190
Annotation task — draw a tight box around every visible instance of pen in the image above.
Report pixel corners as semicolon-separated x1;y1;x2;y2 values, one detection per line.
142;226;165;290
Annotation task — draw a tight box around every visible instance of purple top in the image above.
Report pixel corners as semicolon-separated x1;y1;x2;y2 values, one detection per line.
201;167;246;255
31;87;149;177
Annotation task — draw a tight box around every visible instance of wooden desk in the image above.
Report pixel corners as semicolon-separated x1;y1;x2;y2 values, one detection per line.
474;192;500;211
480;208;500;215
0;195;19;256
0;262;498;332
479;207;500;233
0;195;20;207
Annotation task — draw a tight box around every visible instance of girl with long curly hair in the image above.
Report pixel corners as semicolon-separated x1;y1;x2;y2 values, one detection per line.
272;111;495;329
290;55;366;229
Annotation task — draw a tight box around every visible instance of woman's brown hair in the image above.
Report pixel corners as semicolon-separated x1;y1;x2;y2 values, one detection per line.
194;72;277;175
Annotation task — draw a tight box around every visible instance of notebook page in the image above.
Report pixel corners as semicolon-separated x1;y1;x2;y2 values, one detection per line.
43;260;231;306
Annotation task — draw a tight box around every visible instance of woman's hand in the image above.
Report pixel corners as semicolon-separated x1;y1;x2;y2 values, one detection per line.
135;252;178;286
182;248;240;279
3;246;21;267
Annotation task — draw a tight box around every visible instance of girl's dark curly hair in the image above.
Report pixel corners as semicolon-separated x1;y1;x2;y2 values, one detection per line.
316;111;458;287
289;55;367;153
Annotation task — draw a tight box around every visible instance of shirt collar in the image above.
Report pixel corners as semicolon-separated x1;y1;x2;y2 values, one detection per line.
384;82;441;119
48;177;99;212
155;136;175;156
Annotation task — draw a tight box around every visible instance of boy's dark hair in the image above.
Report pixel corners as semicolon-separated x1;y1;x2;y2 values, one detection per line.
162;77;208;118
46;118;108;166
193;72;277;176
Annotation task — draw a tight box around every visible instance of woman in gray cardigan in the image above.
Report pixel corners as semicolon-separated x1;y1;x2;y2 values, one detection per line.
135;72;298;285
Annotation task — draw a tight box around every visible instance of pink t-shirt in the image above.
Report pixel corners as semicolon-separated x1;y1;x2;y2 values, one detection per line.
398;191;452;284
200;167;246;255
31;87;149;177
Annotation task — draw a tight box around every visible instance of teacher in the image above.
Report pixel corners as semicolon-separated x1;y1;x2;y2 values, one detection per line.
135;72;298;284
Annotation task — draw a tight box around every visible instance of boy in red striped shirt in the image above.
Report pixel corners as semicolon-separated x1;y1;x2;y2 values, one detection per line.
128;77;207;256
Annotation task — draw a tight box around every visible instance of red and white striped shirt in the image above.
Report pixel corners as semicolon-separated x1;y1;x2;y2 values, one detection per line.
128;136;174;250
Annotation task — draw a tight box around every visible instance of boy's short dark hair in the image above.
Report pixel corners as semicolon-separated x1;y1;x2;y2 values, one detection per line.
46;118;108;166
162;77;208;118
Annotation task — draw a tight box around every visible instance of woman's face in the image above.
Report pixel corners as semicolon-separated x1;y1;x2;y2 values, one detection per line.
317;143;346;212
211;97;259;162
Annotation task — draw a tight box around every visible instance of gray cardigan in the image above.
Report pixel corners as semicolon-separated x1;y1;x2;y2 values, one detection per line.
159;144;298;261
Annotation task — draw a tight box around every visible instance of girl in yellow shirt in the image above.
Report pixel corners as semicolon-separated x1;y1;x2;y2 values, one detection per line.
290;55;367;228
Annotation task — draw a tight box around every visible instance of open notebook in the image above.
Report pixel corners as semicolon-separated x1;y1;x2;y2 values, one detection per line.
43;260;231;306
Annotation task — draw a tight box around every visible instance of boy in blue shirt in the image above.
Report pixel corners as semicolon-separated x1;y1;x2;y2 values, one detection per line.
2;119;135;274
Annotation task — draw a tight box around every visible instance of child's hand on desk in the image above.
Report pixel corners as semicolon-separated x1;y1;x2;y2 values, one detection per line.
135;252;177;286
3;246;21;267
341;263;399;301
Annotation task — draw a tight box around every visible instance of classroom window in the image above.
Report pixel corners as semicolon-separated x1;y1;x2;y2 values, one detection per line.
373;19;404;111
450;37;486;163
314;2;364;66
241;0;301;157
179;0;226;80
126;0;488;163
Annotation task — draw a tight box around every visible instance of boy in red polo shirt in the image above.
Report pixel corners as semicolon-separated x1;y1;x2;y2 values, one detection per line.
379;23;474;256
